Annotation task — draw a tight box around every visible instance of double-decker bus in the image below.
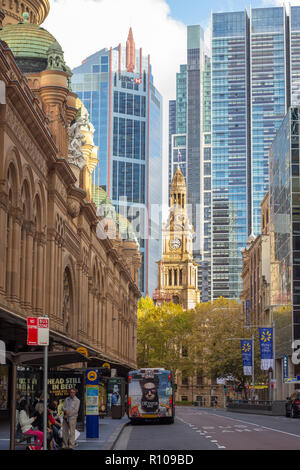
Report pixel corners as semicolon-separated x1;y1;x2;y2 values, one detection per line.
127;368;175;424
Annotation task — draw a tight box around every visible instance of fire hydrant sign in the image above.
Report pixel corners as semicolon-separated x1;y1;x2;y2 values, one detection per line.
27;317;49;346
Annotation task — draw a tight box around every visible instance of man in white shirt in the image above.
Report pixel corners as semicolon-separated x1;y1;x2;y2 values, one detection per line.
62;388;80;450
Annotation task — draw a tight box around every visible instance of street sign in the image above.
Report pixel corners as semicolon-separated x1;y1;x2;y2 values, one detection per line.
27;317;49;346
27;317;38;345
37;318;49;346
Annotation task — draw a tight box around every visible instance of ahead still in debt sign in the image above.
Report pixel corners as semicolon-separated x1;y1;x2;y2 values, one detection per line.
27;317;49;346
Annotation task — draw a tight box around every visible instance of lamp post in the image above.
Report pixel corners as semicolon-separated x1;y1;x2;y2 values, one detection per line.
227;334;255;400
246;321;276;401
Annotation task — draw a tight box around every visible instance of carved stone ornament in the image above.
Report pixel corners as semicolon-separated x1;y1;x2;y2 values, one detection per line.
68;116;87;170
67;195;81;219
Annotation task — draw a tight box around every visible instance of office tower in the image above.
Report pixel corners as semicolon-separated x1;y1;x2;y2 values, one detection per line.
72;29;163;297
169;27;212;302
210;6;300;300
169;64;188;184
250;7;288;236
169;100;177;191
211;11;249;300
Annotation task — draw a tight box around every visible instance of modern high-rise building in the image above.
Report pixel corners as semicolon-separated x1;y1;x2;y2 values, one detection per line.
211;10;249;300
169;27;212;302
169;5;300;302
72;29;163;297
210;5;300;300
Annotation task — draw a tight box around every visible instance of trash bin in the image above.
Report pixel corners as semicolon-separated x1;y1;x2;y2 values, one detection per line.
111;405;122;419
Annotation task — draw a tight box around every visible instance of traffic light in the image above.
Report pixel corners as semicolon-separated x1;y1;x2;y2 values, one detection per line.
223;385;227;393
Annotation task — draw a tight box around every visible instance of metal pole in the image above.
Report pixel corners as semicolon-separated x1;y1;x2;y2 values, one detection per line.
273;320;276;401
43;345;48;450
252;334;255;400
10;361;17;451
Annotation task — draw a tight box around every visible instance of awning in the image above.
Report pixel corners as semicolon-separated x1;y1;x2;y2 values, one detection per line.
6;350;89;367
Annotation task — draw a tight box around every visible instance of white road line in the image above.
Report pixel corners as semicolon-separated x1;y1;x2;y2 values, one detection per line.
210;413;300;439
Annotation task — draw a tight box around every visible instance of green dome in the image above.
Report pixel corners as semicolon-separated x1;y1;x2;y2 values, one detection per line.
0;22;57;73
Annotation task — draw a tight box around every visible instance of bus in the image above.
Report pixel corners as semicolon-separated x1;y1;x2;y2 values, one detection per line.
127;368;175;424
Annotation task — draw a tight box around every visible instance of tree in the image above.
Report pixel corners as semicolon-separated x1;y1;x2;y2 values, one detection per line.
137;297;194;376
191;297;266;398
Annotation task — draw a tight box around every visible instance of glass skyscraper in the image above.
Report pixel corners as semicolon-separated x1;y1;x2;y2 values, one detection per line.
169;5;300;301
210;6;300;300
211;11;249;300
72;29;163;297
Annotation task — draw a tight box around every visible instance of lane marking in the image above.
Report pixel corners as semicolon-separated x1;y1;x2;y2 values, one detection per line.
209;413;300;440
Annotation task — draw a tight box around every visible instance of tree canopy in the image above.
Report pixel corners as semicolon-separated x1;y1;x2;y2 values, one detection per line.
137;296;266;393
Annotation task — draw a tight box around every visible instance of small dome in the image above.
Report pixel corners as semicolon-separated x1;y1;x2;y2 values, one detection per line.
0;21;57;73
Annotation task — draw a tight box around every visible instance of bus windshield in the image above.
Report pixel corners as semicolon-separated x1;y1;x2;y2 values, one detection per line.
128;369;174;419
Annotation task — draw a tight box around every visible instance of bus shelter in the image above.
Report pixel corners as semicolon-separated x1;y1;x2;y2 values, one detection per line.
6;350;88;450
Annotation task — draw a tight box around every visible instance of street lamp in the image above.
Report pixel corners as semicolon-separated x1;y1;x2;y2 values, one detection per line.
245;321;276;401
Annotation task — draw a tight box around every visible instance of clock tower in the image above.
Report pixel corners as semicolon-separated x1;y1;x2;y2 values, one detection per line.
153;167;200;309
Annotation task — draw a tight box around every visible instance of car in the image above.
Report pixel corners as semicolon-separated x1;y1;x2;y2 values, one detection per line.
286;392;300;418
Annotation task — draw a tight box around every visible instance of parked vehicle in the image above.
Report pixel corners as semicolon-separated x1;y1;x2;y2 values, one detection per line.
286;392;300;418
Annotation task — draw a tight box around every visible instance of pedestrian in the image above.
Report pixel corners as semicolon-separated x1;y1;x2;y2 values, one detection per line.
48;401;63;449
16;391;26;442
18;400;43;450
62;388;80;450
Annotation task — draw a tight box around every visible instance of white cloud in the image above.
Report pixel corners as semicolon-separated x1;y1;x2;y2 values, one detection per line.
262;0;300;8
44;0;187;204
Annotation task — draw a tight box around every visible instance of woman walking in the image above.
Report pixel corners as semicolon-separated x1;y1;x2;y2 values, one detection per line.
18;400;44;450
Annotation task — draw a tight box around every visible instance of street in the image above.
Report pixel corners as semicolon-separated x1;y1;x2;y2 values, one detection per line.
113;406;300;450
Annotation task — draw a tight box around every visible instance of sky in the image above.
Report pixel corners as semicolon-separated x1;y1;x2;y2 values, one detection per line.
44;0;300;202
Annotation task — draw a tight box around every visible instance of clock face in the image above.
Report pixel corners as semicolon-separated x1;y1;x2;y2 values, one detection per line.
170;238;181;250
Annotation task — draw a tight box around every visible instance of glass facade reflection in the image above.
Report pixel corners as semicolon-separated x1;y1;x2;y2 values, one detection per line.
250;7;287;236
269;107;300;359
72;35;162;297
211;11;248;299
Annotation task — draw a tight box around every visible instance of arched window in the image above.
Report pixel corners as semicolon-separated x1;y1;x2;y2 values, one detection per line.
173;295;179;305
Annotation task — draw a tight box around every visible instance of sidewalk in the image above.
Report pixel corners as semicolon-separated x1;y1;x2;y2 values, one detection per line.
0;415;129;451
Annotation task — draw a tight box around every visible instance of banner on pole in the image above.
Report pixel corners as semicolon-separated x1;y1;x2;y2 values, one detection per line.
259;328;273;370
240;340;253;376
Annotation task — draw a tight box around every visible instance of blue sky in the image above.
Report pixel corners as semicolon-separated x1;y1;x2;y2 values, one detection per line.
165;0;275;26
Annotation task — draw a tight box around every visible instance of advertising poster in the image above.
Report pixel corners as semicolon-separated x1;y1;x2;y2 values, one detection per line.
86;386;99;415
259;328;274;370
48;372;84;421
240;340;253;376
129;373;172;418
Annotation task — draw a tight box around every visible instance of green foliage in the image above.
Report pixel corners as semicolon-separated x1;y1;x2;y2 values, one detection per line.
137;296;267;394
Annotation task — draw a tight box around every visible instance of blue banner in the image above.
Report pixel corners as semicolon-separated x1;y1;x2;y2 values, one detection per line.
240;340;253;376
259;328;273;371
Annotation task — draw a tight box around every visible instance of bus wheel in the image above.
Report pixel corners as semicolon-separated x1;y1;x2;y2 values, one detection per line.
167;417;174;424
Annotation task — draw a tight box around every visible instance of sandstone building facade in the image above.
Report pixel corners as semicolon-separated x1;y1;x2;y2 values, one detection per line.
153;166;200;310
0;3;141;379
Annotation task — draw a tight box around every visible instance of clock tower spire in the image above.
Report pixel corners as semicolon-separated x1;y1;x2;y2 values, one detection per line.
153;167;200;309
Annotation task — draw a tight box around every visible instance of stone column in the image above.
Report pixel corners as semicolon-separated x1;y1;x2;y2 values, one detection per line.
11;212;22;304
19;226;26;308
0;197;8;295
36;233;46;315
24;224;34;312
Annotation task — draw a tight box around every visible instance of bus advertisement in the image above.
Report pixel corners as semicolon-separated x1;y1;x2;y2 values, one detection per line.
128;368;174;424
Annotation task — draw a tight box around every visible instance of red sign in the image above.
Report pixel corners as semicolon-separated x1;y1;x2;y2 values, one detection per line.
134;78;142;84
27;317;49;346
27;317;38;346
